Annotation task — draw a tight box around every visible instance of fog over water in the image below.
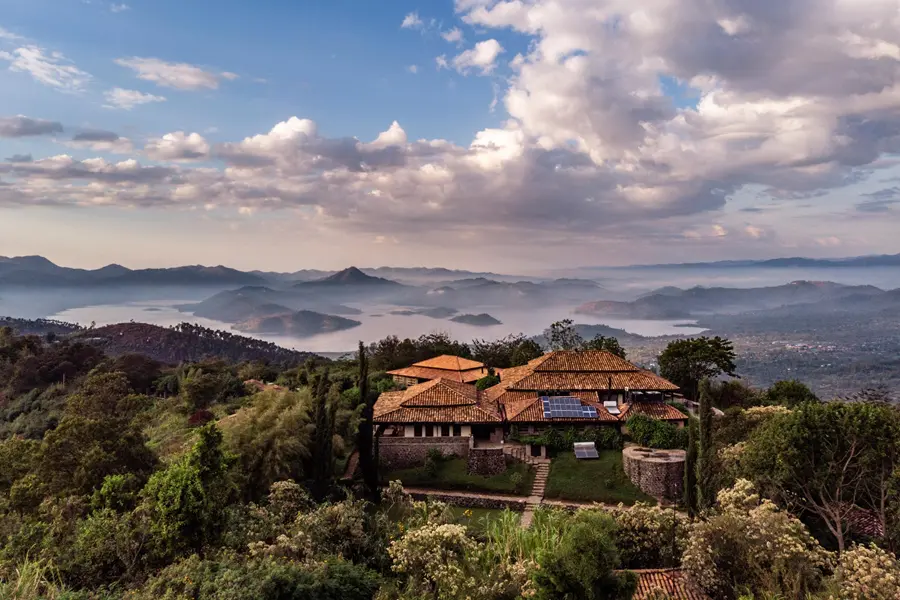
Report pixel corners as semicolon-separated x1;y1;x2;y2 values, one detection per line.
50;301;705;353
7;265;895;354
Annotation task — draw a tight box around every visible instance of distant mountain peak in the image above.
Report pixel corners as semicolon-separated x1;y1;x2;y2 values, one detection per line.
315;266;398;285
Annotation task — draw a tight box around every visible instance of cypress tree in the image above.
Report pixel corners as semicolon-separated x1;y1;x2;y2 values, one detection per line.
355;341;380;503
311;368;333;500
696;378;715;510
683;416;699;517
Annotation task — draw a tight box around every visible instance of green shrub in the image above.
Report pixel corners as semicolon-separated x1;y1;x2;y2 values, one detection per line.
133;554;379;600
626;415;686;450
475;375;501;390
582;427;624;450
532;510;636;600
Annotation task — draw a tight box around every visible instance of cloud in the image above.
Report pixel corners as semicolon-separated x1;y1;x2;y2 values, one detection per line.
817;236;842;247
401;12;423;29
103;87;167;110
0;27;24;41
436;55;449;70
743;225;767;239
406;64;418;74
452;39;504;75
72;130;121;143
5;154;32;163
144;132;210;161
0;116;63;138
855;187;900;213
5;0;900;254
442;27;464;44
110;3;129;12
114;57;233;90
67;130;134;153
0;46;91;92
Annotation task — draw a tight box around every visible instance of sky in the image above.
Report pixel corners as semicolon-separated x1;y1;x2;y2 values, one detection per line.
1;0;900;272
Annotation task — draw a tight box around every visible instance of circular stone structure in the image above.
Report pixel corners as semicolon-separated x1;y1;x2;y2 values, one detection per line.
622;446;686;502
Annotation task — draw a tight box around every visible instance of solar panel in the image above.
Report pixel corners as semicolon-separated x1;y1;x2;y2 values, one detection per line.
574;441;599;459
603;400;621;415
541;396;598;419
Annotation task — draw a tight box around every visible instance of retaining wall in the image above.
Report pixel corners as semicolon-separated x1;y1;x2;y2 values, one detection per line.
378;436;470;470
622;446;686;502
467;448;506;476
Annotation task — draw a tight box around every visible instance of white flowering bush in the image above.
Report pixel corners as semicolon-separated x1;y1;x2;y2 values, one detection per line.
682;479;832;600
614;502;689;568
388;523;479;600
388;521;533;600
829;543;900;600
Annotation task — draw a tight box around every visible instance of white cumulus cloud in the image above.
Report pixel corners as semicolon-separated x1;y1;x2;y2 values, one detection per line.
103;87;166;110
452;39;504;75
114;57;234;90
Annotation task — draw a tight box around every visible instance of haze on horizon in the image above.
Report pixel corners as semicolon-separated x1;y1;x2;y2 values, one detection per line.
2;0;900;272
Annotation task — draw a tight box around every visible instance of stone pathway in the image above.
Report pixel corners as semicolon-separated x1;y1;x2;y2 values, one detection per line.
520;462;550;528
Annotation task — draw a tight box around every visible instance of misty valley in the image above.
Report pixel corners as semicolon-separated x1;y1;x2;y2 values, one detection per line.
2;254;900;399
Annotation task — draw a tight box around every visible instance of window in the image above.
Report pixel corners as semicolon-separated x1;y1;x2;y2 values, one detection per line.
414;425;423;437
441;425;450;437
453;425;462;437
425;425;434;437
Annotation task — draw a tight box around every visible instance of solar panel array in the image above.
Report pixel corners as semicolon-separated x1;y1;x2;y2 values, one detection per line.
574;441;599;459
541;396;598;419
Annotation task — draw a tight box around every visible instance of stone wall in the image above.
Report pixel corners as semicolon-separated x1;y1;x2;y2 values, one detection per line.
467;448;506;476
622;446;685;502
379;436;470;470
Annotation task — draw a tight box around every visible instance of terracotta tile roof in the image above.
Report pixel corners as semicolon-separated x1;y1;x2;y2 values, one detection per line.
400;378;479;407
531;350;639;373
510;370;679;392
845;504;886;538
620;401;688;421
630;569;709;600
412;355;485;371
374;378;501;424
387;365;484;383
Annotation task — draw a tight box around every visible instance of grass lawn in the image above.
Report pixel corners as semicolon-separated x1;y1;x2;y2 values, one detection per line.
544;451;656;505
382;457;534;496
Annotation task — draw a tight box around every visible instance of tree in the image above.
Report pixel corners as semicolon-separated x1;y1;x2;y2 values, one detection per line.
511;338;544;366
142;424;235;558
742;401;900;552
471;334;544;368
684;416;699;518
310;369;335;500
354;342;380;503
658;336;737;400
475;374;501;390
544;319;584;351
697;378;716;510
581;335;626;358
532;510;637;600
764;380;819;408
222;389;312;501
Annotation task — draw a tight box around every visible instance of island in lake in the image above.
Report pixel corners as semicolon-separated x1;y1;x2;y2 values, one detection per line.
449;313;502;326
234;310;361;336
390;306;459;319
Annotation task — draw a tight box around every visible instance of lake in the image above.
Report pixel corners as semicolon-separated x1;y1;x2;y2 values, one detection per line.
50;300;706;354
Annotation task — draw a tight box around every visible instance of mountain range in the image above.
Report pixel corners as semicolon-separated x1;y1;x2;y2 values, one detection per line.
617;253;900;270
576;280;899;319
